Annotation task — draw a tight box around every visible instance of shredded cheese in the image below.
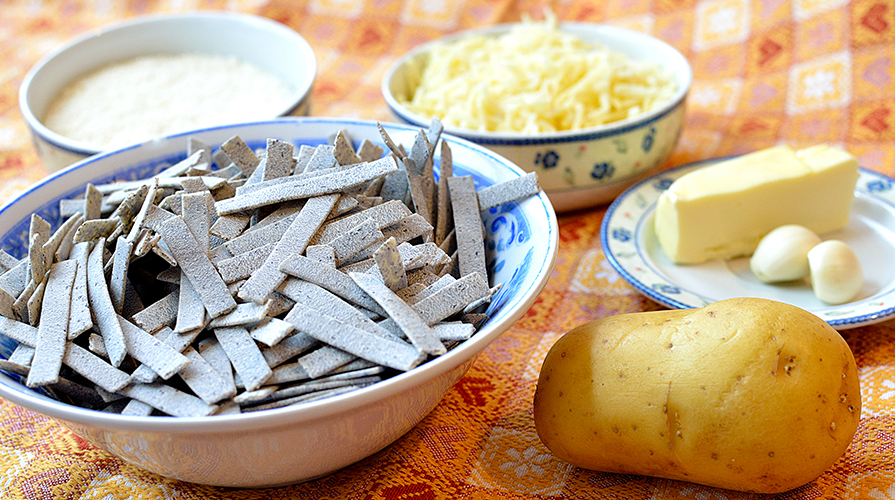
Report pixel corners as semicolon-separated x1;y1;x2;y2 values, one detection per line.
401;16;678;134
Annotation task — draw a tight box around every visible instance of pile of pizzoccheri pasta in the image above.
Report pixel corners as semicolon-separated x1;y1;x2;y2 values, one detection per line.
401;14;678;134
0;119;540;417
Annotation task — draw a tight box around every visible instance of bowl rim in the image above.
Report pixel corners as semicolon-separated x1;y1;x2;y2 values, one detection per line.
382;21;693;145
0;116;559;434
18;10;317;157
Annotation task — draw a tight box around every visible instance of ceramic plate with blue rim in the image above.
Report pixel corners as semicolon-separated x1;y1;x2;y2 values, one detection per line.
601;159;895;329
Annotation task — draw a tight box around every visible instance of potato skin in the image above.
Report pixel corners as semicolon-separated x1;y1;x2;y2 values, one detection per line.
533;297;861;494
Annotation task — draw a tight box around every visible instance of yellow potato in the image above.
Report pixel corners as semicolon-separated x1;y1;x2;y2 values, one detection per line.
533;297;861;494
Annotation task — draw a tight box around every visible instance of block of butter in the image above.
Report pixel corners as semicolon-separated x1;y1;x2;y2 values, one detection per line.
654;144;859;264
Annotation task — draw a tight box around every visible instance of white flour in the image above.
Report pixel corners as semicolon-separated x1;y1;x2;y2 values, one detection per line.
43;53;294;148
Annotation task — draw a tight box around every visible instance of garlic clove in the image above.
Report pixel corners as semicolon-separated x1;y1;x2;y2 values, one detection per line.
807;240;863;304
750;224;822;283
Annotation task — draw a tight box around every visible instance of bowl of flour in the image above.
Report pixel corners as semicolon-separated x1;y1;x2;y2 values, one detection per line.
19;11;316;172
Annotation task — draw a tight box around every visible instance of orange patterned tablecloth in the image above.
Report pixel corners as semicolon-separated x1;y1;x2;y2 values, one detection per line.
2;0;895;499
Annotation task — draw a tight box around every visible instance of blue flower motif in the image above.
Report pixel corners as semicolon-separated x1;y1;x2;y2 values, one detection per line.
590;162;615;180
654;178;674;191
652;283;681;295
535;150;560;169
612;227;632;242
487;248;534;316
642;127;656;152
866;179;894;193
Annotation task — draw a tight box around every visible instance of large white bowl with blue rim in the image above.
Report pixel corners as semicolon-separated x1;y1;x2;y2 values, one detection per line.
0;117;558;487
382;22;692;213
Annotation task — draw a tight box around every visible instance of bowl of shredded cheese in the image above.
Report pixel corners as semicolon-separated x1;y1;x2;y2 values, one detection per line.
19;11;316;172
383;16;692;212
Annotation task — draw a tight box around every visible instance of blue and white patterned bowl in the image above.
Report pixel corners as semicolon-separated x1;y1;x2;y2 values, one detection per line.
382;22;692;213
0;118;558;487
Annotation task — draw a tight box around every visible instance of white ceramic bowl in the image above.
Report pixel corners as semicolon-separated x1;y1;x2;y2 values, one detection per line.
383;22;692;213
19;11;316;172
0;117;558;487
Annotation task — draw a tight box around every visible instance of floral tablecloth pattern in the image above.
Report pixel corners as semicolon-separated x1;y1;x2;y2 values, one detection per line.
1;0;894;498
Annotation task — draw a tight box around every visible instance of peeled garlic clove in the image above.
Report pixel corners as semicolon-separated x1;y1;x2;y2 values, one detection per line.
807;240;863;304
750;224;822;283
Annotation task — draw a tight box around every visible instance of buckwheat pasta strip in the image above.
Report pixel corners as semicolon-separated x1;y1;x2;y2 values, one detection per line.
303;145;336;173
121;399;154;416
220;136;260;177
235;163;349;197
233;385;280;405
224;214;297;255
216;243;275;283
66;242;92;339
434;141;454;247
313;200;411;245
177;346;236;405
83;184;103;221
131;290;178;334
181;191;211;253
43;212;82;264
264;139;294;180
265;361;310;385
284;304;423;371
208;301;271;328
237;193;339;304
174;274;207;334
333;130;361;166
357;140;385;163
248;317;294;347
213;326;272;392
350;271;445;356
373;237;408;291
119;382;217;418
118;316;189;380
26;259;77;387
295;345;356;379
210;214;251;241
305;244;336;268
109;236;133;312
25;280;46;327
259;331;319;368
196;337;237;392
278;254;383;315
0;251;18;274
215;156;397;215
431;322;476;342
129;327;200;383
158;215;235;318
86;238;127;366
328;217;383;264
476;172;540;211
0;261;28;299
447;175;487;280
